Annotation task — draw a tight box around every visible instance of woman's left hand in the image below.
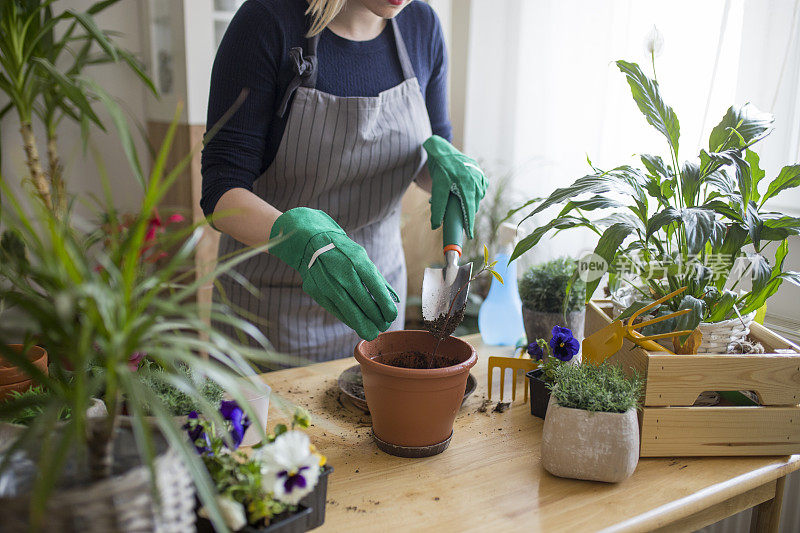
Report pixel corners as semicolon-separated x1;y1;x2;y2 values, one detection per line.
423;135;488;239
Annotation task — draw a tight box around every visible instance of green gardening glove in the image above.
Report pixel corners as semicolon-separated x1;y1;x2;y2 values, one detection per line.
423;135;488;239
269;208;399;341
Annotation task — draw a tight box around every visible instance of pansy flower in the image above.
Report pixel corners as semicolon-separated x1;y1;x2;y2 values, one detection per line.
527;341;544;360
185;411;212;454
256;431;320;505
549;325;580;361
219;399;250;450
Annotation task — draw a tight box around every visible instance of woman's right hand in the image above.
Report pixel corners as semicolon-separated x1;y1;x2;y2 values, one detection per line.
269;208;399;340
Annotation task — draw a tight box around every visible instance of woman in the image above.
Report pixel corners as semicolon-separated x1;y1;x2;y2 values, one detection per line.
201;0;486;362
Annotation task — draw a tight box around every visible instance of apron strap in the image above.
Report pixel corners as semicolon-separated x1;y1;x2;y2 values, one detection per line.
276;32;321;118
390;18;415;81
276;18;414;118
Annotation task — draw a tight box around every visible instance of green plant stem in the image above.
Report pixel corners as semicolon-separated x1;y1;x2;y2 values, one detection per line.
47;133;66;218
19;122;52;210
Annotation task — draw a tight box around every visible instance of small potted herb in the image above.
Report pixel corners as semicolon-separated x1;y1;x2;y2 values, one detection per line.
542;363;642;483
518;258;586;344
192;407;332;533
525;326;580;418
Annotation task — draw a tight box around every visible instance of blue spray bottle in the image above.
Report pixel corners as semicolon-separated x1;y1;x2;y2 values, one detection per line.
478;223;525;345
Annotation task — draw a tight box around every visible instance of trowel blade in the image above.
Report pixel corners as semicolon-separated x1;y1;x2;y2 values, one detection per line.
421;262;473;322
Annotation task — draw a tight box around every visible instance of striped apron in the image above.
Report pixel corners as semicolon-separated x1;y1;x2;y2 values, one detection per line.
216;18;432;363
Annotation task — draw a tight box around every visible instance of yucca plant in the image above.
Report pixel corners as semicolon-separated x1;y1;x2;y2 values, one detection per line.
0;0;155;215
507;57;800;330
0;108;290;532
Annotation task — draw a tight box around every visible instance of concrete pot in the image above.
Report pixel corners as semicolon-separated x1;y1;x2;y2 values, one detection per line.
354;330;476;452
522;308;585;346
542;399;639;483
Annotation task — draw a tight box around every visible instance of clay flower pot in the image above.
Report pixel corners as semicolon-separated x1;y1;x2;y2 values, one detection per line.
0;345;48;401
354;330;477;457
542;399;639;483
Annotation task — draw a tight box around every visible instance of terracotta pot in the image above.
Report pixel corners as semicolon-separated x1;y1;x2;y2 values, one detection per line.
0;345;48;401
354;330;477;450
542;398;639;483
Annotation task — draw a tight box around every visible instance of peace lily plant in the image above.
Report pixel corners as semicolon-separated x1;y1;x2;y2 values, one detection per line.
507;53;800;336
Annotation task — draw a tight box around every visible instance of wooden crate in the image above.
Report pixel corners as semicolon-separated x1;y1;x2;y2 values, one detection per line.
586;300;800;457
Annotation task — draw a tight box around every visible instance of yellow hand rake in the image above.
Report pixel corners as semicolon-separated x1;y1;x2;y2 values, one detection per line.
487;344;539;402
582;286;697;365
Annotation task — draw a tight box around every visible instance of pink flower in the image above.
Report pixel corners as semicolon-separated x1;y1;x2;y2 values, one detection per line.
128;352;146;371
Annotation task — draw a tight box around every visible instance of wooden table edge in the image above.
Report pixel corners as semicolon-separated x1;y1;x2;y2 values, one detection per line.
601;457;800;532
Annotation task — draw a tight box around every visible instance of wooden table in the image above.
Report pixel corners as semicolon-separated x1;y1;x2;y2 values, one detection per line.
260;334;799;532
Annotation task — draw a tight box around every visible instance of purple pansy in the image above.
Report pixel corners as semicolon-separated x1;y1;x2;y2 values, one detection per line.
527;342;544;360
184;400;251;454
219;399;250;450
549;325;580;362
185;411;212;454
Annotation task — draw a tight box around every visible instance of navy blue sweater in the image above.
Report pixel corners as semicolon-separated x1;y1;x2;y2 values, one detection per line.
200;0;451;217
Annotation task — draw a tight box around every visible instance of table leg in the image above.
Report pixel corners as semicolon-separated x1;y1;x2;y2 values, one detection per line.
750;475;786;533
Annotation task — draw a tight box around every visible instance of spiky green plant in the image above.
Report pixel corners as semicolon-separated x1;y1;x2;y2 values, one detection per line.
550;363;642;414
0;0;155;215
518;257;585;314
0;107;290;532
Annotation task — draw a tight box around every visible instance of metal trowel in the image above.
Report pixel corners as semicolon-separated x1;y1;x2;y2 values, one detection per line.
422;194;473;338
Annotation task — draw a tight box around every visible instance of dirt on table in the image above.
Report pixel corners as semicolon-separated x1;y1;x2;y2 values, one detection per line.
373;351;460;369
423;305;466;339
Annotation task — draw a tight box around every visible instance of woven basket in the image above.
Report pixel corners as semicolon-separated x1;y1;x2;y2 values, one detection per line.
696;312;756;354
0;426;195;533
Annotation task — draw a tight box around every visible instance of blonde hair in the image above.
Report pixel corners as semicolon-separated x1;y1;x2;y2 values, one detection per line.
306;0;347;37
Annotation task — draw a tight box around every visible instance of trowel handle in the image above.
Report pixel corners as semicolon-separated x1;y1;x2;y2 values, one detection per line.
442;193;464;256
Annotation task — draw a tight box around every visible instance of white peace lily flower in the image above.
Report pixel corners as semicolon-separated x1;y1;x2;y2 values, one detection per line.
644;25;664;57
256;430;320;505
198;495;247;532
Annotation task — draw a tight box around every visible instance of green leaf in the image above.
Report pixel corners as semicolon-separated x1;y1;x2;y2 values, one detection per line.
681;161;701;207
707;289;738;322
645;207;681;241
760;214;800;240
490;269;504;285
745;201;763;250
681;208;716;256
585;222;637;301
516;166;646;224
709;103;774;152
83;79;145;188
616;60;680;152
64;10;118;61
745;149;764;204
557;195;622;217
761;165;800;207
740;239;788;315
674;295;704;341
640;154;671;180
510;215;593;262
747;253;771;295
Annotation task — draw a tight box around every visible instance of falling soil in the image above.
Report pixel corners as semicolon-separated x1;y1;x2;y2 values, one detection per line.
374;351;460;370
423;305;466;340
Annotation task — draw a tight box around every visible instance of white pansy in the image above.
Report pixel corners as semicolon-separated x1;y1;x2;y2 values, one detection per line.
198;495;247;531
255;430;320;505
644;25;664;57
